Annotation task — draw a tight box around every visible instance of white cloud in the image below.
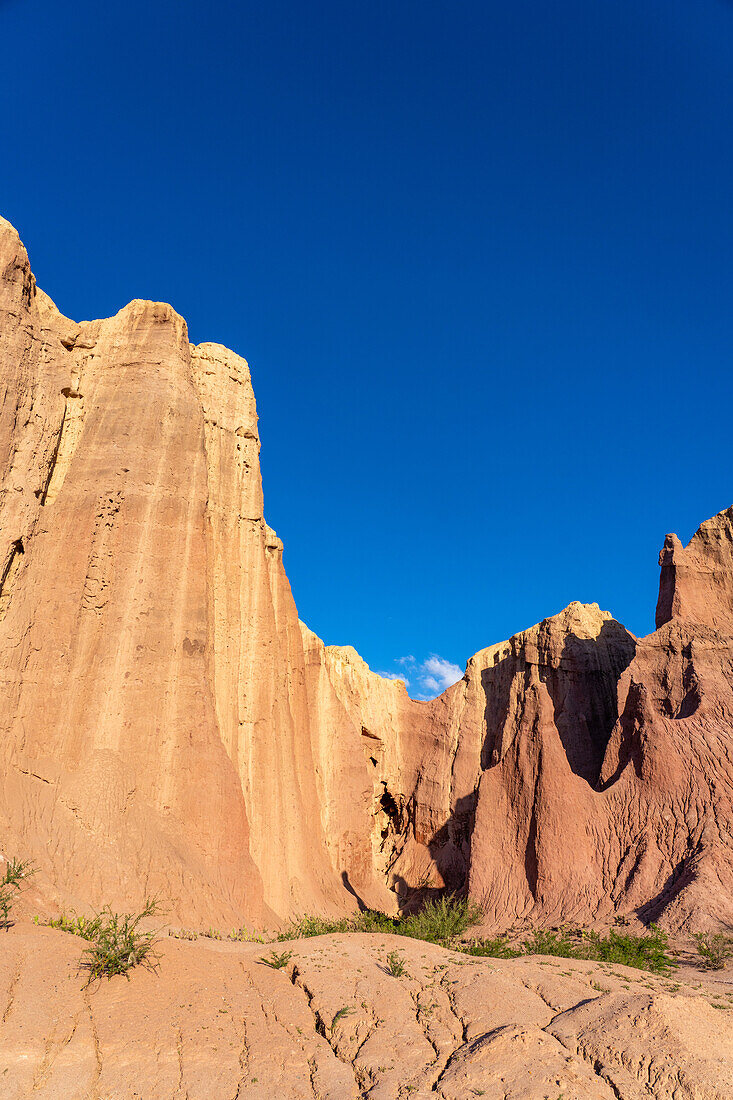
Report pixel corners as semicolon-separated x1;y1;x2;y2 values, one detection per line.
378;670;410;688
379;653;463;700
421;654;463;691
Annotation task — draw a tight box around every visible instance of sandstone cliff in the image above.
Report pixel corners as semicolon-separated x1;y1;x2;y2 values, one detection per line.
0;216;388;925
1;214;731;932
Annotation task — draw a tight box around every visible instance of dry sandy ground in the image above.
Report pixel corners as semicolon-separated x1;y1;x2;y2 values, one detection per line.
0;923;731;1099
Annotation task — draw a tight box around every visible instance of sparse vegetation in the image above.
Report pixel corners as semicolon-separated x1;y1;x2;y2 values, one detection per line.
523;929;577;958
462;934;520;959
331;1005;354;1029
47;911;104;939
0;857;35;929
385;950;406;977
229;926;266;943
277;914;355;940
259;949;293;969
498;924;676;974
168;924;265;943
694;932;733;971
168;927;199;941
461;923;676;974
79;894;680;980
48;899;160;982
276;894;480;945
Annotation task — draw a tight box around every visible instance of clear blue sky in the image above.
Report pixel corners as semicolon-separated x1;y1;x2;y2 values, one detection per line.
3;0;732;695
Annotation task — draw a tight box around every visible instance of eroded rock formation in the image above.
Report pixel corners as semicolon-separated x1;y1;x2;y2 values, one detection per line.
1;214;732;933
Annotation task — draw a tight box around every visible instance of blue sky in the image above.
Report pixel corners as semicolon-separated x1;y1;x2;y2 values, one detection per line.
3;0;732;696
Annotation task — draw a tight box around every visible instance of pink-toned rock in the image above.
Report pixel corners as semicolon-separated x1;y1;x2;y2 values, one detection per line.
1;212;733;939
656;506;733;631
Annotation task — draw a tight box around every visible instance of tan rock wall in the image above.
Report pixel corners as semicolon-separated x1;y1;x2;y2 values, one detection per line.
2;214;732;933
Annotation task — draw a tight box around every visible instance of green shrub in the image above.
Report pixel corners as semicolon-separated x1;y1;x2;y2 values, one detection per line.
259;949;293;969
56;899;161;982
397;895;482;944
519;924;675;975
694;932;733;971
463;935;520;959
0;857;35;929
385;950;406;977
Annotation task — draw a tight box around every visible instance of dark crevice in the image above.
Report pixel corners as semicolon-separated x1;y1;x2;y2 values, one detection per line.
0;538;24;601
38;403;68;506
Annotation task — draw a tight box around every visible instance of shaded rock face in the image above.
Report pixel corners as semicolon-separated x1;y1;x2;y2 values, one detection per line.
1;214;732;932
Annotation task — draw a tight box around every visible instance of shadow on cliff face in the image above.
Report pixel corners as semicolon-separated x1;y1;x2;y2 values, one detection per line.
540;623;636;785
422;619;636;900
479;619;636;787
426;791;478;896
597;678;645;791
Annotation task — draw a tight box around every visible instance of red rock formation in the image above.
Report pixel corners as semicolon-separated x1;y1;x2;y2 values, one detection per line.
1;213;731;932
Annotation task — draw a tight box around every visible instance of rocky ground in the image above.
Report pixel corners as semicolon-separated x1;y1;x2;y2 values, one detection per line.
0;923;731;1099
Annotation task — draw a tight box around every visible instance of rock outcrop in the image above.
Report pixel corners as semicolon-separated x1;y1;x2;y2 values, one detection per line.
1;213;732;933
0;216;388;925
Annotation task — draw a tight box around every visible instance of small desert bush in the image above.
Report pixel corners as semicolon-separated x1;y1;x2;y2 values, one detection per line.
82;899;160;982
694;932;733;971
259;949;293;969
0;857;35;928
385;950;406;977
397;895;482;944
2;857;35;890
578;926;674;974
50;899;160;982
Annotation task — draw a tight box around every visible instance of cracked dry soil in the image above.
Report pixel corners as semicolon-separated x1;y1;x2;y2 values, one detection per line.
0;926;731;1099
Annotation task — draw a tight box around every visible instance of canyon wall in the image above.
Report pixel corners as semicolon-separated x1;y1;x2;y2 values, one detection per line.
0;216;388;925
1;215;731;931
